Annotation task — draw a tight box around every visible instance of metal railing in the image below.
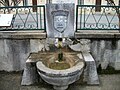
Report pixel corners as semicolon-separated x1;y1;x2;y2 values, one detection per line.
76;5;120;31
0;5;120;31
0;5;46;31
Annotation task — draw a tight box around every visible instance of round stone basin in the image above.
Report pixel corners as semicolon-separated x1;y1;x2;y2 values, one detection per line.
36;52;84;90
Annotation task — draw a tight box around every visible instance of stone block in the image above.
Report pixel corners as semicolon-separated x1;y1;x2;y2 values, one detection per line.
82;52;99;85
69;39;90;52
0;40;13;71
0;39;12;71
30;39;49;52
115;52;120;70
117;40;120;49
21;62;39;85
30;39;43;52
0;39;30;71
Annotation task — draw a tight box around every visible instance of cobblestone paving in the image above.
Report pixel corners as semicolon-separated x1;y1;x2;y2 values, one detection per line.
0;72;120;90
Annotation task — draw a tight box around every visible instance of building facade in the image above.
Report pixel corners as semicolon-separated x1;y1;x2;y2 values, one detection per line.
0;0;119;7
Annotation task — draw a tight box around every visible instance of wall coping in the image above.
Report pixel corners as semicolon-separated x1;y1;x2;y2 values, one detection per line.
0;30;120;39
0;31;46;39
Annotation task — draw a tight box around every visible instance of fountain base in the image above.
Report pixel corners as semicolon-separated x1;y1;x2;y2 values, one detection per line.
21;51;99;87
53;85;68;90
36;52;84;90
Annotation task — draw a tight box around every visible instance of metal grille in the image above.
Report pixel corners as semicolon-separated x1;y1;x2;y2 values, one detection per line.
0;5;46;31
76;5;120;31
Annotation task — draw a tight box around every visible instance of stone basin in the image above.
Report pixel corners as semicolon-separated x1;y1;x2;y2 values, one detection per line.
36;52;84;90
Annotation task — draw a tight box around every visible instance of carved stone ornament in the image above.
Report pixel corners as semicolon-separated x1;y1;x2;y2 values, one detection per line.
52;10;69;33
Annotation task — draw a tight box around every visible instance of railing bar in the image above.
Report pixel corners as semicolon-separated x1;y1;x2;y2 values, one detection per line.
39;7;42;30
84;7;91;23
109;12;117;24
29;8;38;24
76;5;78;32
80;7;82;30
12;14;17;28
84;7;92;29
36;7;39;29
24;8;30;28
97;11;104;25
91;8;98;28
83;7;86;28
117;7;120;31
43;6;46;31
104;8;110;28
16;12;25;26
3;9;5;14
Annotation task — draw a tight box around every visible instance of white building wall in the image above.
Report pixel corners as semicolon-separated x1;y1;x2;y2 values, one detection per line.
52;0;77;5
84;0;119;5
38;0;46;5
26;0;46;5
84;0;95;5
0;0;119;6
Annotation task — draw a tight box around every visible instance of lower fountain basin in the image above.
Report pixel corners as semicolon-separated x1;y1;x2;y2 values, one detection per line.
36;52;84;90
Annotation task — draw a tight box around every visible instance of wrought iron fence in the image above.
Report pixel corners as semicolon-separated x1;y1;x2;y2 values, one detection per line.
0;5;46;31
0;5;120;31
76;5;120;31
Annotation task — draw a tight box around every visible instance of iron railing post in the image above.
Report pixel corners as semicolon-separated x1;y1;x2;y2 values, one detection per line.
43;6;46;32
76;5;78;32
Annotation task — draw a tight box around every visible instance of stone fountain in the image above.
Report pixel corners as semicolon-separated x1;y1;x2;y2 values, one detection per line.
21;1;99;90
36;51;84;90
35;3;85;90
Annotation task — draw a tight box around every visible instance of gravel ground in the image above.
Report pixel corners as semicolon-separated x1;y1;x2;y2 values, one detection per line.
0;72;120;90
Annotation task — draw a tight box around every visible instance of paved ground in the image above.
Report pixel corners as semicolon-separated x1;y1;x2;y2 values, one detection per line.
0;72;120;90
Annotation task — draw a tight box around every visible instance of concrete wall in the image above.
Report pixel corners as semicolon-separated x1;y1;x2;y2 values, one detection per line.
84;0;119;5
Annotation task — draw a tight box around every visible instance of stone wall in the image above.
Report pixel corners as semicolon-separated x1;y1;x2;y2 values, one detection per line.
0;39;30;71
0;31;46;71
0;32;120;71
70;38;120;70
0;38;48;71
90;39;120;70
